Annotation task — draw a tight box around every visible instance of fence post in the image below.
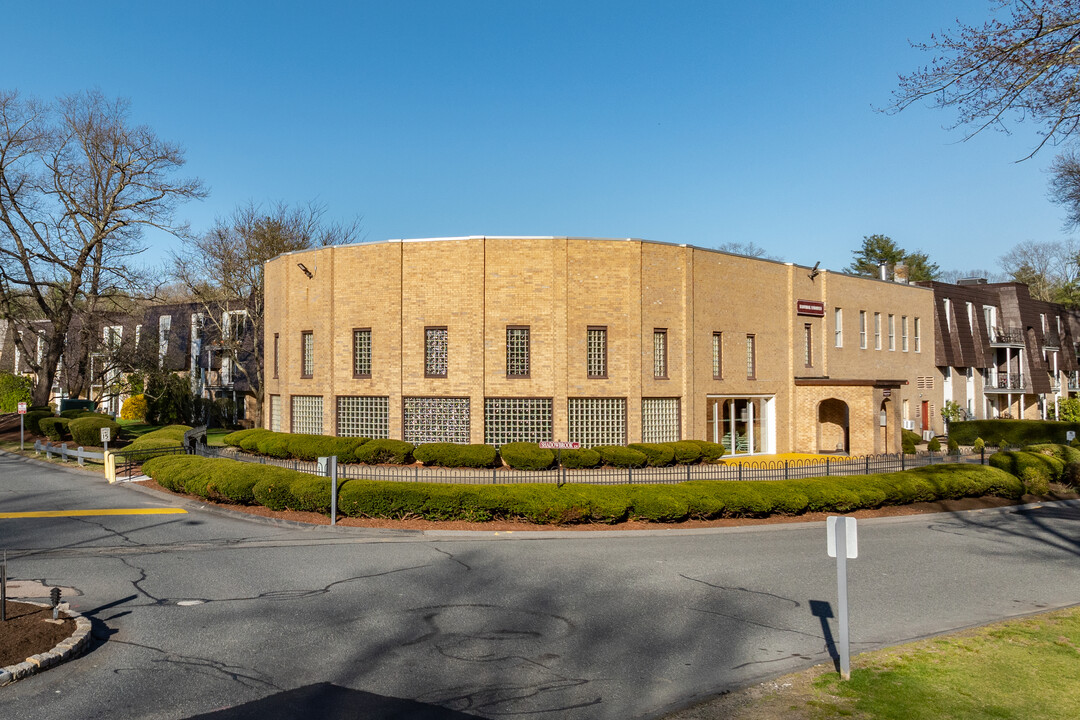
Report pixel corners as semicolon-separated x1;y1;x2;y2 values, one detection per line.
493;466;497;485
78;447;85;467
981;446;985;465
784;461;789;480
60;443;68;462
687;463;691;483
826;457;830;476
865;455;869;475
901;451;905;471
46;442;51;460
738;463;743;482
627;466;632;484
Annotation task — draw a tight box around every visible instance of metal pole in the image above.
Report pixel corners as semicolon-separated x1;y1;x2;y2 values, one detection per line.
1;554;6;622
19;415;24;451
330;456;338;526
836;519;851;680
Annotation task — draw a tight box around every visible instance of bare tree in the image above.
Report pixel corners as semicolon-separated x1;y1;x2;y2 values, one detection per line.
0;90;204;405
716;241;776;259
998;237;1080;304
171;201;360;424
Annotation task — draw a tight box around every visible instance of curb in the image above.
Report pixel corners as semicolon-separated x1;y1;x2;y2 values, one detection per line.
0;601;92;687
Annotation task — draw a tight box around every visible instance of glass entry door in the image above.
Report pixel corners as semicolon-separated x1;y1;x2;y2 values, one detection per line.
707;396;772;455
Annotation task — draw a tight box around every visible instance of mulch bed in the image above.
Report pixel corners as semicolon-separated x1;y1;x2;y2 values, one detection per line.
0;601;75;667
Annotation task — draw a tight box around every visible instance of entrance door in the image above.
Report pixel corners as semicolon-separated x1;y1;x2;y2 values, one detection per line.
921;401;929;432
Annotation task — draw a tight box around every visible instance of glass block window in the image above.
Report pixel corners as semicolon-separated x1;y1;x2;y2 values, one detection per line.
337;396;389;438
291;395;323;434
587;327;607;378
746;334;756;379
403;396;469;443
568;397;626;447
653;329;667;378
804;324;812;368
642;398;679;443
506;327;530;377
269;394;281;432
484;398;553;446
425;327;448;377
712;331;722;379
301;331;314;377
353;328;371;377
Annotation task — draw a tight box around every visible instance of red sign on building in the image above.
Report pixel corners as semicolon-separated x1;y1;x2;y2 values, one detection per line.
796;300;825;317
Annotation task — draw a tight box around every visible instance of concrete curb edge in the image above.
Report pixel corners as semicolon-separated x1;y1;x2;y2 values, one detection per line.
0;601;92;687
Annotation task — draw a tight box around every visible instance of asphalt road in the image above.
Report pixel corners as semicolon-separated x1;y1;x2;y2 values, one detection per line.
1;450;1079;719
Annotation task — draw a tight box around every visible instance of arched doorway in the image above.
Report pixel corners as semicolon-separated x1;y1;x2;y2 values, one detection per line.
818;398;849;454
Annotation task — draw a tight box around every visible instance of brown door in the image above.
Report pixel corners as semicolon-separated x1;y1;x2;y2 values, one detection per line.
921;401;930;432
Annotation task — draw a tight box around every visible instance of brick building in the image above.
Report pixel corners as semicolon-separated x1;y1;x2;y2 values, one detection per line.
264;237;936;456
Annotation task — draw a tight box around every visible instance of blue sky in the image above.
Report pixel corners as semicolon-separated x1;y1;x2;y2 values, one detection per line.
3;1;1066;275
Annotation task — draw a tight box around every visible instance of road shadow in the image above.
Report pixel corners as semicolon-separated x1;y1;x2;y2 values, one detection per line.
184;682;480;719
808;600;839;673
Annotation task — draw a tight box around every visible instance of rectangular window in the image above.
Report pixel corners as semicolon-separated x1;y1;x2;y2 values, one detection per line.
269;395;282;432
353;328;371;378
301;331;314;378
859;311;867;349
834;308;842;348
712;331;723;379
914;317;922;352
901;316;908;352
290;395;323;434
158;315;171;368
587;326;607;378
425;327;448;378
804;324;813;368
653;329;667;379
888;314;895;351
746;334;756;379
874;312;882;350
506;326;530;377
336;396;389;438
642;397;679;443
403;396;469;443
273;333;279;379
568;397;626;447
484;398;553;447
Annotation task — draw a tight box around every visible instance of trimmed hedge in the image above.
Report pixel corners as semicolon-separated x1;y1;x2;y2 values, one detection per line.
560;448;601;469
594;445;648;468
901;429;921;447
142;456;1022;524
68;416;121;447
414;443;498;468
499;442;555;471
669;441;703;464
628;443;675;467
39;417;71;441
22;410;53;435
223;428;369;463
684;440;726;462
121;424;193;455
949;419;1080;446
355;439;414;465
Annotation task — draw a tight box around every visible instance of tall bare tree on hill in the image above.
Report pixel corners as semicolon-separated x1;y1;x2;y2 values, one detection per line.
171;202;360;424
0;90;204;405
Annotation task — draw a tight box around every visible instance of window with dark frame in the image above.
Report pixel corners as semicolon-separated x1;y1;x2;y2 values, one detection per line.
587;326;607;378
804;323;813;368
506;326;530;377
273;333;279;379
746;334;756;379
301;331;313;378
425;327;448;377
653;329;667;379
353;328;371;378
712;331;722;379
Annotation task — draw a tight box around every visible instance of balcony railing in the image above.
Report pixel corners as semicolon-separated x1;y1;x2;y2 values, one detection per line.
1069;376;1080;391
985;372;1025;392
1043;332;1061;349
990;327;1025;346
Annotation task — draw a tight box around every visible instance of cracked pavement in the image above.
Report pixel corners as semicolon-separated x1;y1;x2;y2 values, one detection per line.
2;450;1080;719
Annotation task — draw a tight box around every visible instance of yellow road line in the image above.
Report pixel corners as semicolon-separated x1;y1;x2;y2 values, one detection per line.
0;508;188;519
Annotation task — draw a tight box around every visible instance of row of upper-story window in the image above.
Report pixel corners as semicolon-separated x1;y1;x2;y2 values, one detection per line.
275;327;763;381
939;298;1066;345
832;309;922;353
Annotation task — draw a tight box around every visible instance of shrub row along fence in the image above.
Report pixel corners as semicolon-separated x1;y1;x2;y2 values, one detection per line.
190;443;995;486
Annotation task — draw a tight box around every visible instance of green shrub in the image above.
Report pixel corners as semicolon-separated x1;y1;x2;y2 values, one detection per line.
948;419;1080;446
685;440;726;462
59;408;94;419
628;443;675;467
902;439;916;455
22;410;53;435
594;445;647;468
120;424;192;455
973;437;985;453
669;441;703;464
68;415;121;447
252;466;304;510
901;429;922;447
0;372;32;412
498;442;554;471
355;439;414;464
560;448;601;469
927;437;941;452
947;436;959;453
1019;466;1050;496
988;450;1065;483
38;416;70;442
120;394;147;421
223;428;269;447
413;443;497;468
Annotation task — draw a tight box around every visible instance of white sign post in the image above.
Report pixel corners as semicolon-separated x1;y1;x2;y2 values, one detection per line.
826;516;858;680
100;426;111;453
317;456;339;526
17;402;26;450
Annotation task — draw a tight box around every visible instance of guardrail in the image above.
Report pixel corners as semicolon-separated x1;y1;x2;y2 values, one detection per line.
33;440;105;467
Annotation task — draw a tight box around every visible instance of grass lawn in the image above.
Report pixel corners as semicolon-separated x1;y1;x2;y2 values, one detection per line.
677;606;1080;719
114;421;229;447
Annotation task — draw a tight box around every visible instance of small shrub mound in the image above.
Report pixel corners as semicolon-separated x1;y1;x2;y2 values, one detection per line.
498;442;554;471
669;441;703;464
120;394;147;421
902;429;922;447
684;440;726;462
121;425;193;456
560;448;601;469
989;448;1065;485
355;439;414;465
973;437;985;454
947;436;959;453
949;419;1080;446
68;415;121;447
628;443;675;467
414;443;497;468
222;428;369;463
60;408;95;420
594;445;648;468
22;410;54;436
927;437;941;452
38;417;71;442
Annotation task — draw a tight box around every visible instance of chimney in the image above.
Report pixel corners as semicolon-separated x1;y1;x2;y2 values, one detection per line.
893;263;908;284
879;262;889;281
